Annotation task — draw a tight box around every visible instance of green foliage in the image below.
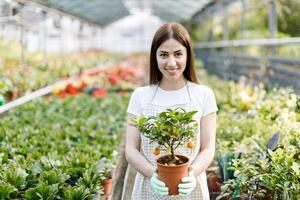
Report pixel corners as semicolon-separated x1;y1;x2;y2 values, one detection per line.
63;186;90;200
132;108;198;160
96;156;117;181
39;169;69;186
211;80;300;199
24;182;59;200
0;181;18;200
195;68;300;199
277;0;300;37
76;169;101;194
0;93;129;198
2;166;28;190
221;132;300;200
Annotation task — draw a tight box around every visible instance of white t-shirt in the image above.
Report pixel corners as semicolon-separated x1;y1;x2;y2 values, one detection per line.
127;81;218;117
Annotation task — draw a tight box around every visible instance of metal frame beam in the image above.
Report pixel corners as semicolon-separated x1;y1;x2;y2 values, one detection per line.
195;38;300;49
268;0;278;55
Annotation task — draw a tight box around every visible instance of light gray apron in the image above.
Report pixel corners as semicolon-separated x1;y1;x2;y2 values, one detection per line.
131;82;210;200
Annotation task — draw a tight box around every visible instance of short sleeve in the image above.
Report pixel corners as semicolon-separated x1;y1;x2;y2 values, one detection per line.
127;89;141;116
201;87;218;117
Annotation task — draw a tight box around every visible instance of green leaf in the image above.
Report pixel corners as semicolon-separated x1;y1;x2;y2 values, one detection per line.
64;186;90;200
24;182;59;200
0;181;18;200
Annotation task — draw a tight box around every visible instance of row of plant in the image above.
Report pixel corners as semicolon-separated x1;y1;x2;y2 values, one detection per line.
1;54;298;199
0;37;123;105
0;55;147;199
196;65;300;199
51;55;146;99
0;92;130;199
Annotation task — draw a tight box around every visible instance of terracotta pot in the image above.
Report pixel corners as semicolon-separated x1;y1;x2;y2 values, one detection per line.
207;172;221;192
157;155;189;195
101;178;113;196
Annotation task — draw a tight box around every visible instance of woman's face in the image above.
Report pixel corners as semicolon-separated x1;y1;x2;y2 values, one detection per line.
156;38;187;82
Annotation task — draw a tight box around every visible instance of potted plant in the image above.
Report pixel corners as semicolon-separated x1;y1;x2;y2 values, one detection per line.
132;108;198;195
97;150;119;197
97;157;114;197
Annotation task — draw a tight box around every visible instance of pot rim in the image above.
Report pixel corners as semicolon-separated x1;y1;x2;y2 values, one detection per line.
101;178;113;184
156;154;189;167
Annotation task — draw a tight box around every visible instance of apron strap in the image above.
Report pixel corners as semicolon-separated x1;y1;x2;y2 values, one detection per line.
150;84;159;104
150;80;192;104
186;81;192;103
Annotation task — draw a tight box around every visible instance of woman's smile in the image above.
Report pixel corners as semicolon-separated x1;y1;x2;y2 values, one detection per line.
164;67;180;76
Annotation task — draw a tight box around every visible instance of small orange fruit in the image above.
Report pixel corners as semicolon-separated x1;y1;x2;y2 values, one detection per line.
152;148;160;155
187;141;195;149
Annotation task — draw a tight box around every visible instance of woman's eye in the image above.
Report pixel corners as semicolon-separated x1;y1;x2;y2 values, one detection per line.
175;53;182;57
160;54;167;58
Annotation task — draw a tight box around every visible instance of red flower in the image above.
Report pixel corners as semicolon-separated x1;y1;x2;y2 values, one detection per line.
69;88;78;96
108;74;119;85
92;88;108;98
66;83;79;95
59;91;67;99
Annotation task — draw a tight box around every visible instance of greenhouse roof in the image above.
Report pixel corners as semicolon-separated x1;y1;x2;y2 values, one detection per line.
125;0;213;22
31;0;130;26
27;0;214;27
150;0;213;22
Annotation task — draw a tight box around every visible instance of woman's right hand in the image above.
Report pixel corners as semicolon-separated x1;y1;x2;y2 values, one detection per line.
150;170;169;196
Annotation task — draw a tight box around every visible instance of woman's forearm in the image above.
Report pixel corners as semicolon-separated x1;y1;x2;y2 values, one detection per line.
125;147;155;178
191;112;217;176
190;148;215;176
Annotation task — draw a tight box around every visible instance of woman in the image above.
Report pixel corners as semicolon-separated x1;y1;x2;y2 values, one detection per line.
125;23;217;200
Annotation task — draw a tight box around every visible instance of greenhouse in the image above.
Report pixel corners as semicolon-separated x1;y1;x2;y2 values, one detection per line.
0;0;299;200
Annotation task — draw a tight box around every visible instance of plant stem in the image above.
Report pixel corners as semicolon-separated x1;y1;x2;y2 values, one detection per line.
171;145;175;160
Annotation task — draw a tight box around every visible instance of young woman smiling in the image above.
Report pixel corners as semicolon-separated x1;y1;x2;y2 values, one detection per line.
126;23;218;200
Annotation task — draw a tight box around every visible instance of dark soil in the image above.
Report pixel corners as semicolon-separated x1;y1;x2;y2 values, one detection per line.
157;155;188;166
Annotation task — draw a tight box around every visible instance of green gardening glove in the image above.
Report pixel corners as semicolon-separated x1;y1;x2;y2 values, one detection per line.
150;170;169;196
178;168;196;196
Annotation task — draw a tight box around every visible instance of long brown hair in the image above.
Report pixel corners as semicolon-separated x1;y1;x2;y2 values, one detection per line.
149;23;198;84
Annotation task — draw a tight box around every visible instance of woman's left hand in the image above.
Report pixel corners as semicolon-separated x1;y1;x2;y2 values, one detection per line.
178;168;196;196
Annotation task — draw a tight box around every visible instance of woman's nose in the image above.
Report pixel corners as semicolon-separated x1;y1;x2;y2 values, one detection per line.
167;56;176;66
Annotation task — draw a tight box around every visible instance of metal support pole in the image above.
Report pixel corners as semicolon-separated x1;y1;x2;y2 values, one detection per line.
90;24;93;50
20;25;25;66
203;9;209;42
240;0;246;40
240;0;246;52
59;16;64;56
222;0;228;40
209;7;214;42
42;17;47;63
268;0;277;56
8;1;12;16
99;27;102;50
79;22;83;52
92;26;97;50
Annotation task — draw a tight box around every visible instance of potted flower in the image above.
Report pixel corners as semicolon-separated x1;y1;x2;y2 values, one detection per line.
131;108;198;195
97;157;114;197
